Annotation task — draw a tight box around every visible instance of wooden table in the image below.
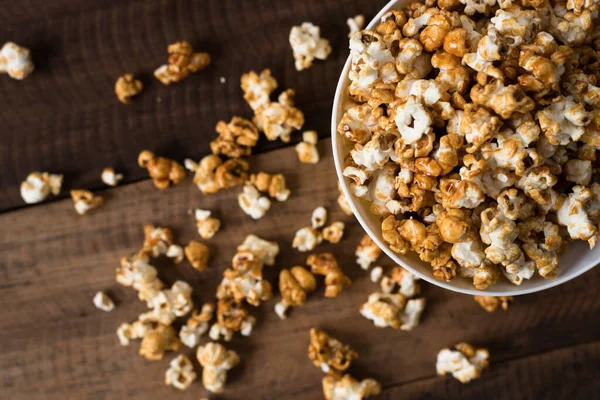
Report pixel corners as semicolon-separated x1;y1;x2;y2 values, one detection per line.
1;1;599;399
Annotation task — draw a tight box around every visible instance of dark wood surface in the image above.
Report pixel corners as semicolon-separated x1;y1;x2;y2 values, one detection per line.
1;1;600;399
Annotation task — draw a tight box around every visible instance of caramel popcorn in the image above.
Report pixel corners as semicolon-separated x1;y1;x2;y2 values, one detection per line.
355;235;381;270
307;253;351;298
289;22;332;71
322;222;345;244
93;291;115;312
184;155;222;194
138;150;185;189
116;253;163;306
296;130;320;164
70;190;104;215
274;266;317;319
254;89;305;143
20;172;63;204
139;324;181;361
474;295;513;312
101;167;123;186
238;184;272;219
165;355;197;391
194;209;221;239
436;343;489;383
211;117;259;158
154;40;210;85
184;240;210;271
0;42;34;80
217;249;272;306
249;172;291;202
180;303;214;348
140;225;182;264
115;73;143;104
338;1;600;289
209;299;257;341
322;374;381;400
347;15;366;38
241;69;278;112
151;280;194;325
197;342;240;393
308;328;358;373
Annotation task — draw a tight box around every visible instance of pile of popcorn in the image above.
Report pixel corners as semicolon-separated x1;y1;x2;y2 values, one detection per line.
338;0;600;289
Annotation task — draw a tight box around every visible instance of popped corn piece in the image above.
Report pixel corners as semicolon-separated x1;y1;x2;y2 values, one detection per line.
401;298;426;331
564;159;592;186
101;167;123;186
308;328;358;373
139;324;181;361
289;22;332;71
390;266;422;298
141;224;175;258
151;281;194;325
215;159;250;190
322;374;381;400
349;30;395;98
194;209;221;239
165;355;197;391
347;15;366;38
360;291;406;329
0;42;34;80
180;303;214;348
116;254;163;306
93;291;115;312
184;240;210;271
370;266;383;283
241;69;278;112
217;253;272;306
436;343;489;383
293;227;323;252
355;234;382;270
196;342;240;393
115;73;143;104
138;150;186;189
254;90;305;142
184;155;222;194
295;130;320;164
537;96;590;145
312;206;328;229
210;117;259;158
474;295;513;312
275;266;317;319
337;185;354;216
307;253;351;297
70;190;104;215
557;186;597;243
20;172;63;204
165;244;184;264
337;104;378;144
394;96;433;144
323;222;345;244
249;172;291;201
237;234;280;266
154;40;210;85
238;184;271;219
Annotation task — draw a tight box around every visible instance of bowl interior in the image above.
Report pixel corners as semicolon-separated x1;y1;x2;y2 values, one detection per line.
331;0;598;296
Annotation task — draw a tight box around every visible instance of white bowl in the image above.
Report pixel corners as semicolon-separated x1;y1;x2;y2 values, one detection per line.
331;0;598;296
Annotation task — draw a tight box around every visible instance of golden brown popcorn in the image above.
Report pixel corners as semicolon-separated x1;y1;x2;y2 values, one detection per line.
307;253;351;298
196;342;240;393
347;15;366;38
322;374;381;400
0;42;34;80
241;69;278;112
93;291;115;312
140;225;182;263
289;22;332;71
436;343;489;383
210;117;259;158
308;328;358;373
322;222;345;244
474;295;513;312
295;130;320;164
138;150;186;189
360;292;406;329
115;73;143;104
154;40;210;85
254;90;305;142
185;155;222;194
238;184;271;219
215;159;250;190
209;298;256;341
139;324;181;361
20;172;63;204
101;167;123;187
193;209;221;239
275;266;317;319
180;303;214;348
217;253;272;306
470;80;535;120
184;240;210;271
237;234;280;266
355;234;382;270
165;354;197;391
70;190;104;215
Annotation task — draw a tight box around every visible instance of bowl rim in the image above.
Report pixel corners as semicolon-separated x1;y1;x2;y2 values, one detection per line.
331;0;598;296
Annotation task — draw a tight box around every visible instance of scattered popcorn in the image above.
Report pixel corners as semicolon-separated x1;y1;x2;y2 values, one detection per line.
165;355;197;391
196;342;240;393
289;22;332;71
139;323;181;360
355;235;381;270
180;303;214;348
238;184;272;219
274;266;317;319
138;150;186;189
249;172;291;202
308;328;358;374
0;42;34;80
474;295;513;312
295;130;320;164
217;251;272;306
322;222;345;244
184;240;210;271
254;89;305;143
307;253;351;298
93;291;115;312
237;234;280;266
151;281;194;325
312;206;328;229
70;190;104;215
293;227;323;252
322;374;381;400
116;253;163;306
370;266;383;283
347;15;366;38
115;73;143;104
101;167;123;186
436;343;490;383
211;117;259;158
20;172;63;204
194;209;221;239
241;69;278;112
154;40;210;85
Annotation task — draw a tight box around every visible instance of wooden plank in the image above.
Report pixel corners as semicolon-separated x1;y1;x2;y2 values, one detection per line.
0;140;599;399
0;0;388;212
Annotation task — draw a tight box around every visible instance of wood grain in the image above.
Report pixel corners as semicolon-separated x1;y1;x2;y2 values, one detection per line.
0;140;599;400
0;0;388;212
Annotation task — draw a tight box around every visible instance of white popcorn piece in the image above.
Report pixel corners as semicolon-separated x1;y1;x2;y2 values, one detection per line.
322;374;381;400
237;234;280;266
93;291;115;312
370;266;383;283
165;244;184;264
165;355;197;391
151;280;194;325
368;163;397;216
394;96;432;144
537;96;590;145
564;159;592;186
0;42;34;80
460;0;496;15
71;190;104;215
349;31;396;98
557;186;597;243
347;15;365;38
292;227;323;252
241;69;278;111
254;90;304;143
101;167;123;187
20;172;63;204
196;342;240;393
295;131;320;164
360;292;406;329
356;235;381;270
194;208;221;239
238;184;272;219
351;133;397;172
436;345;489;383
311;206;328;229
289;22;332;71
400;298;426;331
179;303;214;348
208;323;234;342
